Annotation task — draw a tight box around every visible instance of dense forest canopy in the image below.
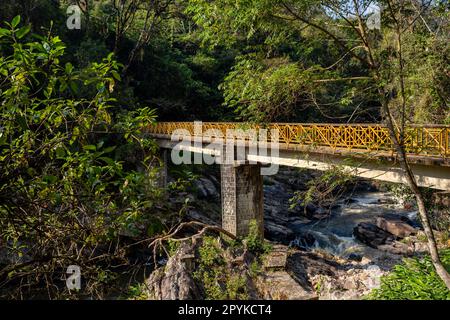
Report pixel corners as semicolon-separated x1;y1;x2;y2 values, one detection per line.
1;0;448;123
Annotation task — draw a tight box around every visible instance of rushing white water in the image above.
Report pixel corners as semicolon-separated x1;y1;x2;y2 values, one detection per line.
290;191;418;257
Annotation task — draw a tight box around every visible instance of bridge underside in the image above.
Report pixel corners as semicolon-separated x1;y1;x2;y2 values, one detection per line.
155;136;450;190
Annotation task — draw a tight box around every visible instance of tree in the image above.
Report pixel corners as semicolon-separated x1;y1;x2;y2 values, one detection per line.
0;17;170;298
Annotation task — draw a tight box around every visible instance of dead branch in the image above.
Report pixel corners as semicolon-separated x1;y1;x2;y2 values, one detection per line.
147;221;237;266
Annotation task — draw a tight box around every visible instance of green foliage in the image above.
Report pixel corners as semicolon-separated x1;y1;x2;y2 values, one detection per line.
194;236;249;300
244;220;271;254
1;0;449;299
290;166;355;210
168;167;198;192
0;17;165;298
198;236;225;267
187;0;379;123
377;11;450;124
122;283;149;300
167;239;181;256
368;250;450;300
387;184;450;232
249;259;262;278
221;55;317;122
388;184;416;205
188;0;449;124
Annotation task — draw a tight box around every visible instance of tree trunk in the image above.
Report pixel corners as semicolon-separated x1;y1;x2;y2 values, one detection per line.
381;96;450;290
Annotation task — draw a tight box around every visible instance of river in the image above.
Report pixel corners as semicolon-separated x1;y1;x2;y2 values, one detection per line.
289;191;419;258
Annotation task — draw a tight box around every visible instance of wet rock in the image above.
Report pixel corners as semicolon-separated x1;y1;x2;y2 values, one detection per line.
194;178;218;200
145;242;201;300
353;222;395;248
348;253;363;262
354;221;415;256
302;204;330;220
264;221;295;244
291;232;316;250
265;213;289;225
345;198;358;204
287;251;340;279
186;209;218;226
352;180;378;192
377;241;414;256
376;215;417;239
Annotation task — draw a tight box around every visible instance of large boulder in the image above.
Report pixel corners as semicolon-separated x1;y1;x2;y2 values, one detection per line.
256;247;317;300
291;232;316;250
304;204;330;220
287;251;388;300
264;221;296;244
353;222;395;248
145;242;201;300
186;209;218;226
194;177;218;200
378;241;414;256
353;221;415;256
376;215;417;239
255;271;317;300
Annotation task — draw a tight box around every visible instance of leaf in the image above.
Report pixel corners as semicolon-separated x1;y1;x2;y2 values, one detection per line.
0;28;11;38
96;83;106;93
108;80;115;93
26;167;36;177
43;175;58;184
102;146;116;154
69;81;79;93
70;126;80;145
59;81;68;92
99;157;115;165
43;42;51;52
111;70;121;81
31;33;45;41
12;16;21;28
16;116;28;130
65;62;74;74
55;147;66;158
16;25;31;39
83;145;97;151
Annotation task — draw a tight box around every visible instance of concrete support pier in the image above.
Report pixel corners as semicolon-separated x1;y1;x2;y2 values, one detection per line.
150;148;168;188
221;163;264;237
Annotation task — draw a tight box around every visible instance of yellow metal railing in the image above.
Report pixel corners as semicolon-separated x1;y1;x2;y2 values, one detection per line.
147;122;450;158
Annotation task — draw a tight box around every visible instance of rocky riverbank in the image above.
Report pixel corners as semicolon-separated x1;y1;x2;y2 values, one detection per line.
146;166;447;300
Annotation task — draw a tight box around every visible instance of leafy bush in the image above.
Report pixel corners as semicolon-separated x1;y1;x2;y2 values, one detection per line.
244;220;271;254
368;250;450;300
0;17;168;299
194;236;249;300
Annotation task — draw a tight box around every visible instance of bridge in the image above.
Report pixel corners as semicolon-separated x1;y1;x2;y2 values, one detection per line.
147;122;450;237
